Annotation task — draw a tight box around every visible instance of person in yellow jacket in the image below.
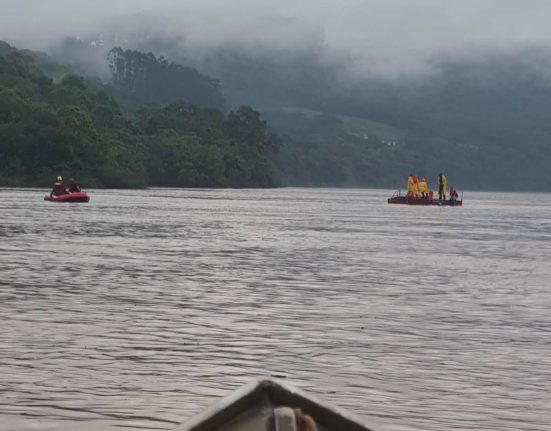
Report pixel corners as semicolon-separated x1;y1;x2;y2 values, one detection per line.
407;173;416;197
438;173;447;200
418;177;428;198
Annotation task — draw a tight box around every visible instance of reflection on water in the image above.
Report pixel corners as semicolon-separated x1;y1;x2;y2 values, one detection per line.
1;188;551;431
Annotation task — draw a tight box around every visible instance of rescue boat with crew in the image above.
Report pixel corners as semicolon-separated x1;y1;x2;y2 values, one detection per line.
387;190;462;206
44;191;90;203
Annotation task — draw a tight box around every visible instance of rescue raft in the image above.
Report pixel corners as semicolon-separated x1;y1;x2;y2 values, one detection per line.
387;190;462;206
44;192;90;203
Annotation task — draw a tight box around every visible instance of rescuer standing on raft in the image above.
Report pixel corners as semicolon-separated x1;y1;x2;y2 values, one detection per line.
438;173;447;201
407;173;416;197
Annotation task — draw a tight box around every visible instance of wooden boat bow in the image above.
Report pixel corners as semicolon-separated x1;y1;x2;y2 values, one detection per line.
175;378;377;431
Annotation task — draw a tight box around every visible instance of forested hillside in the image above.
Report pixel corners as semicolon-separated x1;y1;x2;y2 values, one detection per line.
43;35;551;190
4;34;551;191
0;42;277;188
107;47;225;112
197;46;551;190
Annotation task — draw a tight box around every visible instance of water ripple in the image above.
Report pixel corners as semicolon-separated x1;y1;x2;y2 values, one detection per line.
1;188;551;430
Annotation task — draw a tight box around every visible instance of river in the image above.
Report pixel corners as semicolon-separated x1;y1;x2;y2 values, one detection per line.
1;187;550;431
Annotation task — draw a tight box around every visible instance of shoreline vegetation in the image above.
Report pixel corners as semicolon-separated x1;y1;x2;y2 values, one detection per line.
2;39;551;191
0;42;279;189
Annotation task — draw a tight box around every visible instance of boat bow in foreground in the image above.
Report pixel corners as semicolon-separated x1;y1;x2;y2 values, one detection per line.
175;378;377;431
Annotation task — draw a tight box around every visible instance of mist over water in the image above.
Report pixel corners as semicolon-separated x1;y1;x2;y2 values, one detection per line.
1;188;550;431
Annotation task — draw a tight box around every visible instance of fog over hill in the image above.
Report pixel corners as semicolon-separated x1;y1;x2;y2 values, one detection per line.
5;0;551;79
2;1;551;190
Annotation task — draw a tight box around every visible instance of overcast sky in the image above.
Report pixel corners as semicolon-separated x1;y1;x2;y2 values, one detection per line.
2;0;551;76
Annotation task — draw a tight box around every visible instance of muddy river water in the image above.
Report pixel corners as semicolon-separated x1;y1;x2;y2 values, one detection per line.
1;188;550;430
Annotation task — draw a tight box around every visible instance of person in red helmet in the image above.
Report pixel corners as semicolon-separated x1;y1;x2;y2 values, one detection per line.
50;176;67;197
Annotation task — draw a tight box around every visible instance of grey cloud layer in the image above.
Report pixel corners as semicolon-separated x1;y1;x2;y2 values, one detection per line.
2;0;550;76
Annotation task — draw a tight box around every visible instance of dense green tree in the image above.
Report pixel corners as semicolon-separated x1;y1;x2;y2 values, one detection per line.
107;47;225;112
0;42;278;189
0;45;146;187
136;102;278;187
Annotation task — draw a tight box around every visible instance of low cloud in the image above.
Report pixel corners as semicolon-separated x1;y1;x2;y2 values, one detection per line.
2;0;551;78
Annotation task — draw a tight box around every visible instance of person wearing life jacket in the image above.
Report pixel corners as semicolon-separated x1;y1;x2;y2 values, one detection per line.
50;176;67;197
448;186;459;206
428;189;434;202
449;186;458;200
412;174;419;197
407;173;416;197
418;177;428;198
68;177;81;193
438;173;447;200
